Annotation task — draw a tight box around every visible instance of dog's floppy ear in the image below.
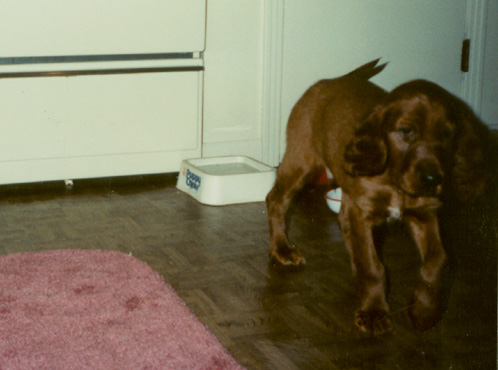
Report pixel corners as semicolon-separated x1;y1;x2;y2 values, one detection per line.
450;111;492;201
343;106;388;177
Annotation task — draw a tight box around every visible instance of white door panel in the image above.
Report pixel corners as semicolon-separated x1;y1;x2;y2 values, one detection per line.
66;73;200;157
279;1;468;156
283;1;467;94
480;0;498;127
0;78;67;162
0;71;202;184
0;0;206;57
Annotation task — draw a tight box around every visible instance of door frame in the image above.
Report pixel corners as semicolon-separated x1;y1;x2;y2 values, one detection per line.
262;0;285;167
461;0;488;117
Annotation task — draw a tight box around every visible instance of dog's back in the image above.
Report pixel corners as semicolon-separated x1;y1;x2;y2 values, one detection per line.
285;59;387;171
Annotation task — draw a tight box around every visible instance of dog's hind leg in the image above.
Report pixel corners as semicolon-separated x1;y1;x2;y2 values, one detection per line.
266;149;321;265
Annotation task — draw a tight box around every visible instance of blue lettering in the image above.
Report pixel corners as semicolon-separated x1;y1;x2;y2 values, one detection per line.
185;169;201;191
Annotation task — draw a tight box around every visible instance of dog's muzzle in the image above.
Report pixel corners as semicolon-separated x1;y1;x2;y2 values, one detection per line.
399;144;445;198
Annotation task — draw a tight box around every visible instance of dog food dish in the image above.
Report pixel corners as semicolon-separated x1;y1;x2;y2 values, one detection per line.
177;156;276;206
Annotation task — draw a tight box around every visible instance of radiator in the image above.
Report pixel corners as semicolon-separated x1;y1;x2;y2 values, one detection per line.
0;0;206;185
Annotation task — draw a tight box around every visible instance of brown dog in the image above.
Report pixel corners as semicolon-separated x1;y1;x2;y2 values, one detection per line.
266;59;491;335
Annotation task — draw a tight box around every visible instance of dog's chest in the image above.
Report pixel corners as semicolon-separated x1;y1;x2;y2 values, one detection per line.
386;206;402;221
384;192;442;222
378;190;404;222
385;192;403;222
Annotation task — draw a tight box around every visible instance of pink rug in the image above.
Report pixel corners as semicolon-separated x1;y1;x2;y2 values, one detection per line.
0;250;244;370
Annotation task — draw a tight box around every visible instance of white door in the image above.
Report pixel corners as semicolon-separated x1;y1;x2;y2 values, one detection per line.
275;1;472;161
480;0;498;127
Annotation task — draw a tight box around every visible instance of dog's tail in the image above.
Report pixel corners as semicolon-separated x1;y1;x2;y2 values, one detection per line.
346;58;387;81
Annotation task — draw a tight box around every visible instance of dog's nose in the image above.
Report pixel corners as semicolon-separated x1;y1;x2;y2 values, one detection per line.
420;171;443;189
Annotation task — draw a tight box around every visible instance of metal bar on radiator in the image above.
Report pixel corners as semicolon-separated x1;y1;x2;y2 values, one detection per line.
0;66;204;79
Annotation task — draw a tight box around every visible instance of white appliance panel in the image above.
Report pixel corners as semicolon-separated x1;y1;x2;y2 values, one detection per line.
0;0;206;57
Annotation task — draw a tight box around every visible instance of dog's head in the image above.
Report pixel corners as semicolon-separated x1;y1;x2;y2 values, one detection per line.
344;80;490;200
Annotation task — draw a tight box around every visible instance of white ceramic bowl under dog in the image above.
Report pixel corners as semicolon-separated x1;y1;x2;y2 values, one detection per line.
325;188;342;213
177;156;276;206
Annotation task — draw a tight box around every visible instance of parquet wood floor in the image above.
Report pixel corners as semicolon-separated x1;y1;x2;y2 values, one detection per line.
0;173;496;369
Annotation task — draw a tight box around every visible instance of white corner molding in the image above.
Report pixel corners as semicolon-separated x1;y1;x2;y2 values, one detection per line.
461;0;488;116
261;0;285;167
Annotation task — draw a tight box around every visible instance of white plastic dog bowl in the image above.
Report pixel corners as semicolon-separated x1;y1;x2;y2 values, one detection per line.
325;188;342;213
176;156;276;206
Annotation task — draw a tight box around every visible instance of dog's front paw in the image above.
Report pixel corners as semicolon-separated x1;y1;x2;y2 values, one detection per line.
354;308;392;336
269;242;306;266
